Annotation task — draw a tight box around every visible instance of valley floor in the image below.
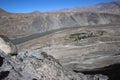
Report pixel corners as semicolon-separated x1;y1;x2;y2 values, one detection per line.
15;24;120;80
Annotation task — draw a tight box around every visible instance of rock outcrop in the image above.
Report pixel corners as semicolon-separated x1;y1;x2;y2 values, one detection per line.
0;49;108;80
0;35;17;55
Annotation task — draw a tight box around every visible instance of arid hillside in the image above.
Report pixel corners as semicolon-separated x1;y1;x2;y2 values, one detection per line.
0;2;120;38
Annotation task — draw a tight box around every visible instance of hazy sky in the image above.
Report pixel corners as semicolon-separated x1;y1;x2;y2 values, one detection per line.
0;0;119;13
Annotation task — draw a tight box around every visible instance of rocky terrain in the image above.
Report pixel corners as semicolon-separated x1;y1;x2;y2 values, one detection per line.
15;24;120;80
17;24;120;69
0;1;120;80
0;49;108;80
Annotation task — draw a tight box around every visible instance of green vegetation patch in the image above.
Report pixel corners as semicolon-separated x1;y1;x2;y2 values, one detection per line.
69;31;105;41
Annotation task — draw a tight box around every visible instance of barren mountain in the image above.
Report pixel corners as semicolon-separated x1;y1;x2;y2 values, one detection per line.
0;11;120;38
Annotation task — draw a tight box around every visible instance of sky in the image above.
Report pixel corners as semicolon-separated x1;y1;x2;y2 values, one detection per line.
0;0;119;13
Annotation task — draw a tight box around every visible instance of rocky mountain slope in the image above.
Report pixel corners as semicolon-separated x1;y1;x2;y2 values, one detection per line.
0;2;120;38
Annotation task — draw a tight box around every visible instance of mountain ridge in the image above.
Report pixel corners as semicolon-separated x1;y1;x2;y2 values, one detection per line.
0;1;120;38
52;1;120;15
0;1;120;14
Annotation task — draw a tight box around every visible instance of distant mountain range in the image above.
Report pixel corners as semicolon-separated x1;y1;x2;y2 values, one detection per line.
1;1;120;15
0;1;120;38
52;2;120;15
